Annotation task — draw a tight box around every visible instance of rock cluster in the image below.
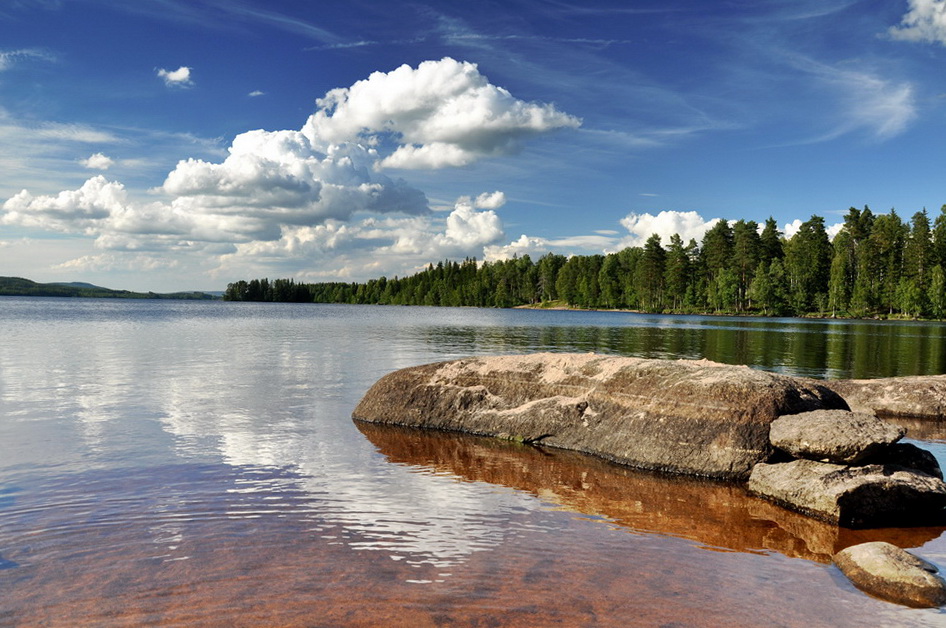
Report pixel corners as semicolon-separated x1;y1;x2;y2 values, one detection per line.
356;355;946;607
355;354;946;526
749;410;946;527
353;353;847;480
834;541;946;608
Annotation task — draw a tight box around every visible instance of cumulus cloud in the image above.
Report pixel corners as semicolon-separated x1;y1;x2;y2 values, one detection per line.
248;90;265;97
2;58;579;282
3;176;129;232
618;210;721;248
473;191;506;209
215;193;506;280
783;219;803;239
484;234;552;261
783;219;844;241
157;66;193;88
889;0;946;45
826;222;844;241
160;128;429;241
440;196;504;250
302;57;581;169
82;152;114;170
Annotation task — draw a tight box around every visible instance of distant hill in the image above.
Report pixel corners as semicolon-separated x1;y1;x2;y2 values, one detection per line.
51;281;110;290
0;277;217;300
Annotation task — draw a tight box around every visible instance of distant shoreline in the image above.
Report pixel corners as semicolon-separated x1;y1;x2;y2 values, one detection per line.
0;276;219;300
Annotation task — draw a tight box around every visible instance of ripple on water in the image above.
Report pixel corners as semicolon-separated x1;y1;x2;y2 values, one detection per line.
2;437;946;626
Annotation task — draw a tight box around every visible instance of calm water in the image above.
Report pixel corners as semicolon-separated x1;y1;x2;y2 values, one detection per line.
3;298;946;626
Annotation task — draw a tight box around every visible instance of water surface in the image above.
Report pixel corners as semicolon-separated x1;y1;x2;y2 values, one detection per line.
2;299;946;626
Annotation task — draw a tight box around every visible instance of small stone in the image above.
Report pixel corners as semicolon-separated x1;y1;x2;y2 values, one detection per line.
834;541;946;608
768;410;904;465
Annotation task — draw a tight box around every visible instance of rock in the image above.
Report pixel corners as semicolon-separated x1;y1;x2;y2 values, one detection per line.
768;410;905;465
748;459;946;528
834;541;946;608
825;376;946;420
352;353;848;480
865;442;944;480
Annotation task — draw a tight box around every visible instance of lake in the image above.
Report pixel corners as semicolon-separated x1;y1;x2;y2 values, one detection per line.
2;298;946;626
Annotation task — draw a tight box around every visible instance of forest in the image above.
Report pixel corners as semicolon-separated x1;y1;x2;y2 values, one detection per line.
224;206;946;319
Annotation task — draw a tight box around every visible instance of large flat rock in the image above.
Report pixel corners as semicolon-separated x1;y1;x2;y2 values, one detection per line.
353;353;848;480
825;376;946;420
748;459;946;527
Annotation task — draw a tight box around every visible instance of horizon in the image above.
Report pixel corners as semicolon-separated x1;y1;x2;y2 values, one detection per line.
2;1;946;292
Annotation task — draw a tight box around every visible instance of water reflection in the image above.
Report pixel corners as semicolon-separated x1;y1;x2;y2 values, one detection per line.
5;300;946;626
407;310;946;379
358;423;945;564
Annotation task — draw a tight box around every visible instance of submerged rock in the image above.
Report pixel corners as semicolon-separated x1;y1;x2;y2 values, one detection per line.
768;410;905;465
352;353;847;480
825;376;946;420
748;459;946;528
834;541;946;608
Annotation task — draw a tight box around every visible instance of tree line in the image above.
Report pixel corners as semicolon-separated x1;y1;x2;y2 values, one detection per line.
224;206;946;319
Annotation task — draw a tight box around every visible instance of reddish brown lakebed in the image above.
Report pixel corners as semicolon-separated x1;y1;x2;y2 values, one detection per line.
3;300;946;626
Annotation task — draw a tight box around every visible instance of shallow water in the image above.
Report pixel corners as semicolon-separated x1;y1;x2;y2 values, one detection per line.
2;299;946;626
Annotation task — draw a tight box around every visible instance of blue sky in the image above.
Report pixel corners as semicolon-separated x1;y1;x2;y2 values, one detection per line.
2;0;946;291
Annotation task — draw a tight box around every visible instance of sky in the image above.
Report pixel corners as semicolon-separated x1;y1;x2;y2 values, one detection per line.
2;0;946;292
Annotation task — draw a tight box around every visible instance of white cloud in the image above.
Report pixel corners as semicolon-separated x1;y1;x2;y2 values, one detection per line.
484;234;551;261
826;222;844;241
82;152;114;170
302;57;581;170
783;219;844;241
440;197;504;250
215;194;506;280
618;210;721;248
841;73;916;140
53;252;182;273
2;175;128;232
783;219;803;239
889;0;946;45
157;66;193;88
786;55;917;142
473;191;506;209
248;90;265;97
2;58;579;285
160;128;429;241
0;48;54;72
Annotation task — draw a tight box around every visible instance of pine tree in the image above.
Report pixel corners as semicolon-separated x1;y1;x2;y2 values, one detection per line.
664;234;691;312
635;234;666;312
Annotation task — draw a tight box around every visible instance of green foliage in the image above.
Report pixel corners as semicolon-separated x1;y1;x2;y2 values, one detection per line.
223;206;946;319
